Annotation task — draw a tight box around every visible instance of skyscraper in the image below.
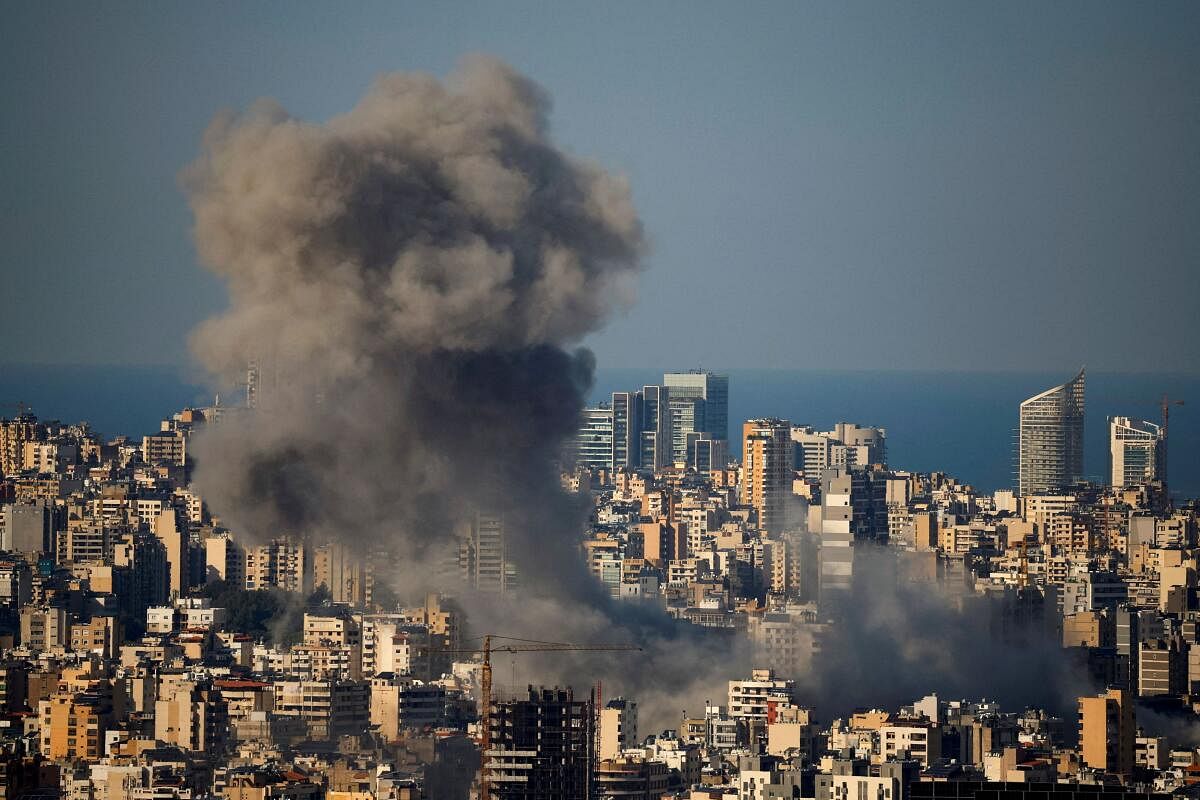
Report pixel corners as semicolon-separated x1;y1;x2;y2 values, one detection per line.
664;371;729;444
667;395;706;464
469;513;511;594
687;433;728;473
611;387;673;470
574;406;614;471
1018;368;1085;496
742;419;792;535
611;391;643;470
639;385;673;470
1109;416;1164;489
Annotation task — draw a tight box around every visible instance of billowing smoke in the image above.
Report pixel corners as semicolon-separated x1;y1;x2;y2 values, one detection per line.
183;56;1088;738
800;548;1085;720
184;56;642;601
183;55;748;732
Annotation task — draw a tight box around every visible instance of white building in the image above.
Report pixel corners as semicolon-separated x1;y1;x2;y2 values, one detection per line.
575;406;614;471
728;668;798;724
1110;416;1163;488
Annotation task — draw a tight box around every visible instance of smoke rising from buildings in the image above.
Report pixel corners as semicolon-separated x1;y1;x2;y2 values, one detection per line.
805;549;1084;719
182;55;748;728
184;56;642;601
183;56;1085;735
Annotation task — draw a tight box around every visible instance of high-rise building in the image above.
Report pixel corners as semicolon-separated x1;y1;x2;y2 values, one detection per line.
245;537;310;593
1109;416;1163;489
742;419;792;536
667;396;706;464
204;531;246;586
313;542;373;607
459;512;515;594
664;371;729;444
1078;688;1134;778
1018;368;1085;496
574;406;614;471
611;387;673;471
639;385;672;471
611;391;643;470
153;508;189;599
818;470;854;600
154;680;230;755
1;500;53;557
687;433;728;473
39;682;119;761
487;687;595;800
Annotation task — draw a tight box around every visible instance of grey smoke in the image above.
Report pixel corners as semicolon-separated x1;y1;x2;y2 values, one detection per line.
184;56;642;602
802;548;1085;720
182;55;743;726
183;56;1091;736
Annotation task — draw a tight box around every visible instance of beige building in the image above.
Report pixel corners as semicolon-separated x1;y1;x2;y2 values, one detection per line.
1062;611;1108;648
313;542;372;607
0;416;39;477
728;668;798;726
154;680;229;753
598;697;639;760
39;682;120;761
272;679;370;740
153;508;189;598
880;720;941;765
742;419;792;535
20;606;69;653
205;531;246;586
1079;688;1134;777
245;537;309;593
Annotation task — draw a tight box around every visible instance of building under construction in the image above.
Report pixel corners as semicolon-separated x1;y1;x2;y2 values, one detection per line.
485;686;595;800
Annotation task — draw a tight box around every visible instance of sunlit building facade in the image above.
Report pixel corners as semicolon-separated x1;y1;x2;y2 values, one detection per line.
1109;416;1163;489
1018;368;1085;496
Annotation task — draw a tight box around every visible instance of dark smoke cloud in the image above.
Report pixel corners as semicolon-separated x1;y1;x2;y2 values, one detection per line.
183;56;642;598
183;56;1089;735
182;55;743;730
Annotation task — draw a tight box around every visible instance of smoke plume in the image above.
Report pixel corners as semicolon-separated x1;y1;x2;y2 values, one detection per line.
185;56;642;600
183;57;1089;738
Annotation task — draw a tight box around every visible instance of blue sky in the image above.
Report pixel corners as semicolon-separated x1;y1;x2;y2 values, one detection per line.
3;1;1198;372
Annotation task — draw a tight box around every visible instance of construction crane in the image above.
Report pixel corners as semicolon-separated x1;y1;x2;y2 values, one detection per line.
444;634;641;800
1160;394;1184;500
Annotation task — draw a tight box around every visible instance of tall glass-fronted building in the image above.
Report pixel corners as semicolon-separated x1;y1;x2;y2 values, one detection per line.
663;371;729;444
1018;368;1086;495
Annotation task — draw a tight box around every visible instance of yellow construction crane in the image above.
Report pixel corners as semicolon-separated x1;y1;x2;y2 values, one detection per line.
444;634;641;800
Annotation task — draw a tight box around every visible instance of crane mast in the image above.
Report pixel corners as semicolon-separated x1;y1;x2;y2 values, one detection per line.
1160;394;1184;502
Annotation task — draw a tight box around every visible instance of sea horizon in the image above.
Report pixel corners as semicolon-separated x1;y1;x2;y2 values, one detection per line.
2;361;1197;499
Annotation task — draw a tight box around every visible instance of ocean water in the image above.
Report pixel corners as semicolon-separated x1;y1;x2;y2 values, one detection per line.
591;368;1200;499
1;363;1197;499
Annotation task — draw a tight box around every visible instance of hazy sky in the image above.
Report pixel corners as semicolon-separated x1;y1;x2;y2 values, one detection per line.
3;1;1198;373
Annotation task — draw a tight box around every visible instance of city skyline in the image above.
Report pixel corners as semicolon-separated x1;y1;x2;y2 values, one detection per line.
2;5;1200;800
